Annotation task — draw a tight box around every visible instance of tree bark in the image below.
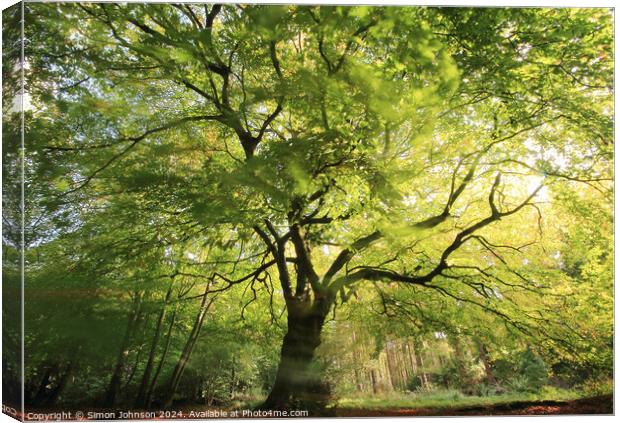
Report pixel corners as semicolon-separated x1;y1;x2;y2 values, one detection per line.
136;282;173;408
42;361;74;407
163;286;213;408
476;340;497;385
31;366;55;406
123;335;147;391
229;357;236;399
145;307;177;408
450;335;469;388
104;291;143;407
259;300;330;411
413;343;429;389
370;370;378;394
385;343;397;390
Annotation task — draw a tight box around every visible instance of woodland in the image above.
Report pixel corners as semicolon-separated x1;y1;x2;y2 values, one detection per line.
1;2;614;417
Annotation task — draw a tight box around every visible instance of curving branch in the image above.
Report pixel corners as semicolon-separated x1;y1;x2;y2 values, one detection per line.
253;40;285;145
322;230;382;286
328;175;545;292
414;154;482;229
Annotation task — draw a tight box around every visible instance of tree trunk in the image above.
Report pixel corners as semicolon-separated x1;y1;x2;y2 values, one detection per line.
476;340;497;385
123;336;147;391
370;370;378;394
163;286;213;408
406;339;416;375
413;343;429;389
145;307;177;408
450;335;469;388
32;366;55;406
229;357;236;399
259;302;329;411
42;362;74;407
385;343;399;390
136;282;173;408
104;292;143;407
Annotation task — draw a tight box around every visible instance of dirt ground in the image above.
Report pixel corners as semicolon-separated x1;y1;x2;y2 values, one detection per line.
13;394;612;420
334;394;613;417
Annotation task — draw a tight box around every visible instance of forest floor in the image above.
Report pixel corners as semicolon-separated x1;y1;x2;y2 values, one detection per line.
333;394;613;416
17;393;612;419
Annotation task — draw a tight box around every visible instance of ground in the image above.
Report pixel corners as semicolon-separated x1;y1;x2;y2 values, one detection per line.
334;394;613;417
12;394;612;420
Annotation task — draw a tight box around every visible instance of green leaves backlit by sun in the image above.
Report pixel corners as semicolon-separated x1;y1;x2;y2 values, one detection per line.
3;3;612;412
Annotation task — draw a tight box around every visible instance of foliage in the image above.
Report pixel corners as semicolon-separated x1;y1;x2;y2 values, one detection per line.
493;349;549;393
578;378;613;397
3;2;613;412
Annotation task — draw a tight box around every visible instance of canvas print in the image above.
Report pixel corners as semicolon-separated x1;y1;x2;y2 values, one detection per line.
1;1;614;420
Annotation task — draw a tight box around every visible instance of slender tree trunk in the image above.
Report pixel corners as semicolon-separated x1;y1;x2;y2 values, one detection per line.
259;299;330;411
400;343;411;385
351;329;363;391
32;367;54;406
104;292;143;407
413;343;428;389
164;286;213;408
406;339;416;375
136;282;173;408
229;357;236;399
145;307;177;408
123;336;147;391
476;340;497;385
370;370;378;394
385;343;397;390
42;362;74;407
450;335;469;389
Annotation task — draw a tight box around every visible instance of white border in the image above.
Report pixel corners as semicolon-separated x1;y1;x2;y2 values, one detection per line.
0;2;616;423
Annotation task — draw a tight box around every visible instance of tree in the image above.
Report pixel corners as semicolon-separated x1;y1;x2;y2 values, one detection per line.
23;3;612;410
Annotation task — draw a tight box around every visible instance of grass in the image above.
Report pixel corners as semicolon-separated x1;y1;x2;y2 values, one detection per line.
333;387;585;410
232;381;613;413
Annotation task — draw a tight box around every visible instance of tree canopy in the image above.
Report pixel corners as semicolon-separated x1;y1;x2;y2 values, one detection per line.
3;2;613;413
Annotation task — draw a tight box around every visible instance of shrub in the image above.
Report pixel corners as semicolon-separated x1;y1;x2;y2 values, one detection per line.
579;378;613;397
493;348;548;393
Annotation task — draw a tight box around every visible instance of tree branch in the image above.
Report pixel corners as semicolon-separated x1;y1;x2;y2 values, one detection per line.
289;224;320;294
329;176;545;292
58;115;222;193
322;230;381;286
253;224;293;299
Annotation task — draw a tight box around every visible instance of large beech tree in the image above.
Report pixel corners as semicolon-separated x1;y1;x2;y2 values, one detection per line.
23;3;612;409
